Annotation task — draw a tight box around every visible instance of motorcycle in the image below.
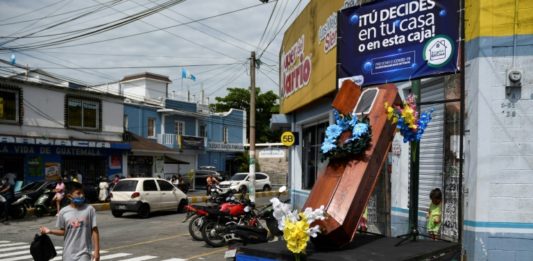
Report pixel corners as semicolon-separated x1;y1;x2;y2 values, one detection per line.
200;197;254;247
0;193;31;219
223;186;288;260
33;189;68;217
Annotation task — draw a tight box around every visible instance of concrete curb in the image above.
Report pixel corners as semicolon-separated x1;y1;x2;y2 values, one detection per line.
26;191;287;216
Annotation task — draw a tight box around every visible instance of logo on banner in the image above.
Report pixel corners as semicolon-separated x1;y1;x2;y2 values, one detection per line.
281;35;312;98
423;35;453;67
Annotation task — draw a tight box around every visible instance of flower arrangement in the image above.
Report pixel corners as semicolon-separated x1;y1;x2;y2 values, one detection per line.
385;94;434;143
270;198;326;260
320;109;372;161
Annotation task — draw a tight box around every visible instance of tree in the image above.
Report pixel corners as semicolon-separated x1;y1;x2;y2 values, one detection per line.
210;87;281;143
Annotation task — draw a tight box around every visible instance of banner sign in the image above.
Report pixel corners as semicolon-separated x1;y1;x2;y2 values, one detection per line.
338;0;460;86
179;136;205;150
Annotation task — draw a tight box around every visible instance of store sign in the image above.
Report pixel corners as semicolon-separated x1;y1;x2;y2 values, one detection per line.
258;148;286;159
179;136;205;150
338;0;460;86
0;135;112;148
281;35;312;98
0;144;106;156
207;142;244;152
318;13;337;53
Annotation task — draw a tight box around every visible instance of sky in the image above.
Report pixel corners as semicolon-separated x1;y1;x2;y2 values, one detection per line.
0;0;309;102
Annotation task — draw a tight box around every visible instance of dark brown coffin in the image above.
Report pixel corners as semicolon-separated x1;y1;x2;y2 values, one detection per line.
303;83;401;247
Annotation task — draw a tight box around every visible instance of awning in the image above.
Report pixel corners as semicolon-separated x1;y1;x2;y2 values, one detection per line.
270;114;291;130
125;132;189;164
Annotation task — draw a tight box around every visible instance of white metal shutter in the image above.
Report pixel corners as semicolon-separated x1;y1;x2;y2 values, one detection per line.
418;79;445;212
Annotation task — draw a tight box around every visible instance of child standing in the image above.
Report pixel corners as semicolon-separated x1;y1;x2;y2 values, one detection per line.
40;182;100;261
427;188;442;240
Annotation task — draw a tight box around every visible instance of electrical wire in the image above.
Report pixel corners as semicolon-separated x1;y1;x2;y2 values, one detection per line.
258;0;303;60
0;0;186;51
0;0;70;23
0;1;275;53
256;0;279;53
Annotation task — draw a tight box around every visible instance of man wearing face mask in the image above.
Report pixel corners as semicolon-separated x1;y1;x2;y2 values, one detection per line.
40;182;100;261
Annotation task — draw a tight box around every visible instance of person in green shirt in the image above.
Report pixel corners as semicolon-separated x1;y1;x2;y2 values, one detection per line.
427;188;442;240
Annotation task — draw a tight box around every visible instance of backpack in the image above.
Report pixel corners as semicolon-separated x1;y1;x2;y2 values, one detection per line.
30;233;57;261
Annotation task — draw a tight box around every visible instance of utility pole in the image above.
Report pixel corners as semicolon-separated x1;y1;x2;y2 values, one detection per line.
248;51;257;202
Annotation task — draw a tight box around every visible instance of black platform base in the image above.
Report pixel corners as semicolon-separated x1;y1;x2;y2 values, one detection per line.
236;234;461;261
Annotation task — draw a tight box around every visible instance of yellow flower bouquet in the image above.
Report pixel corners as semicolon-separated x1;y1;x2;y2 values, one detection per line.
270;198;326;260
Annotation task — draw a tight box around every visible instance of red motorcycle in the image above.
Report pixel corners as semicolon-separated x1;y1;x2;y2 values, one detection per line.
200;199;254;247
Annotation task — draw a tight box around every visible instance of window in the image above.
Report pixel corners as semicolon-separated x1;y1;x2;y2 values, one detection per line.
175;121;185;136
147;118;155;137
143;180;158;191
124;115;128;131
354;88;378;115
256;173;267;180
199;125;206;137
66;97;99;129
302;121;329;190
113;180;138;192
223;127;228;143
157;180;174;191
0;89;19;123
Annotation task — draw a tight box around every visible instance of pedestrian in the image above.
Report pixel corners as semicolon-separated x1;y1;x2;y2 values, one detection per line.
206;174;218;195
40;182;100;261
426;188;442;240
171;175;179;186
52;178;66;215
98;177;109;202
0;173;16;223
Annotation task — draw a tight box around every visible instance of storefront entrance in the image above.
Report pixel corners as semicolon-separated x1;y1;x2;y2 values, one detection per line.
62;156;106;184
0;155;24;181
128;156;153;177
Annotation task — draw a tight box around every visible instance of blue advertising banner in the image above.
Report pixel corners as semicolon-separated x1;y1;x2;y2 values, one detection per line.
338;0;460;86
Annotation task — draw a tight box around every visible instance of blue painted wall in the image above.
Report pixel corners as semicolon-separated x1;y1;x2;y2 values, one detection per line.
164;115;196;136
124;104;161;137
207;109;244;143
165;99;197;112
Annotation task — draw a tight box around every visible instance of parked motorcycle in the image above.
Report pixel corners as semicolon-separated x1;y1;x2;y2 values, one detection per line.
33;189;68;217
0;193;31;219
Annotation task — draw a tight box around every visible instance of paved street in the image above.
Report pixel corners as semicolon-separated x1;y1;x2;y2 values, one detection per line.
0;195;284;261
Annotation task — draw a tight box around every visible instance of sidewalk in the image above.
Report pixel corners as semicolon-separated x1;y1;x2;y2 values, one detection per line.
27;190;288;214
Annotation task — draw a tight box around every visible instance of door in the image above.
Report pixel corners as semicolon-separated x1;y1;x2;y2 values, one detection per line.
255;173;267;190
157;179;177;210
142;179;161;210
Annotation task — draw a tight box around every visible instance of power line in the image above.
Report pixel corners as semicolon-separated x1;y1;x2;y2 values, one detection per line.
0;0;186;51
256;0;279;53
0;62;243;70
0;0;69;23
258;0;303;60
0;1;275;53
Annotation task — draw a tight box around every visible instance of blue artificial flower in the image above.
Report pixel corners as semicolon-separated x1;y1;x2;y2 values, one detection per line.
321;140;337;154
325;124;343;140
348;113;358;127
352;123;369;138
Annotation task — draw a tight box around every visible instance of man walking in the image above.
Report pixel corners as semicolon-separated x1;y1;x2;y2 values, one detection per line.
40;182;100;261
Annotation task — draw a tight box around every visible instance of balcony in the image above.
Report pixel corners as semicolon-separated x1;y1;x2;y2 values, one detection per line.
157;134;206;150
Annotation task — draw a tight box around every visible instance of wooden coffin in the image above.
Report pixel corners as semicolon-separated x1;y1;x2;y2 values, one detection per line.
303;82;401;247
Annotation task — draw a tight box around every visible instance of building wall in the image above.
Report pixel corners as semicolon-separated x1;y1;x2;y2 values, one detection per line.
207;109;245;144
464;0;533;260
123;103;161;138
164;115;196;136
1;82;123;141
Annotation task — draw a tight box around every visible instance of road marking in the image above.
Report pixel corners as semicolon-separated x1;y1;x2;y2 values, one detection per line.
103;234;189;251
0;243;26;248
119;255;158;261
160;258;187;261
0;250;30;258
100;253;132;260
184;248;227;260
0;241;10;243
0;245;29;252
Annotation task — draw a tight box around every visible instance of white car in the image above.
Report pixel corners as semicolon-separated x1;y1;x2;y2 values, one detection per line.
110;178;188;218
218;172;272;194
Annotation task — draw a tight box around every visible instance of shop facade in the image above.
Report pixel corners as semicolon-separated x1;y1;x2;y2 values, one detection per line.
0;78;129;184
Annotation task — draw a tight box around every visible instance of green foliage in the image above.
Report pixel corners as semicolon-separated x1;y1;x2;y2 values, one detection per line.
210;87;281;143
234;151;261;172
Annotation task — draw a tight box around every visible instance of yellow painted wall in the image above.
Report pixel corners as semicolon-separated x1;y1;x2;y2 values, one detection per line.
280;0;344;114
466;0;533;41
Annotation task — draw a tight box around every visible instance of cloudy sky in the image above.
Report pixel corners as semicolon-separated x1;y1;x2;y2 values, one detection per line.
0;0;309;102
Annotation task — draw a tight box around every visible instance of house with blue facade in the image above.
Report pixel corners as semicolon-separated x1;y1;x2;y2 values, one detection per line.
92;72;246;179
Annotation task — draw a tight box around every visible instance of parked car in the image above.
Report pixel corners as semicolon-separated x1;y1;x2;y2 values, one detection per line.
218;172;271;194
109;178;188;218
